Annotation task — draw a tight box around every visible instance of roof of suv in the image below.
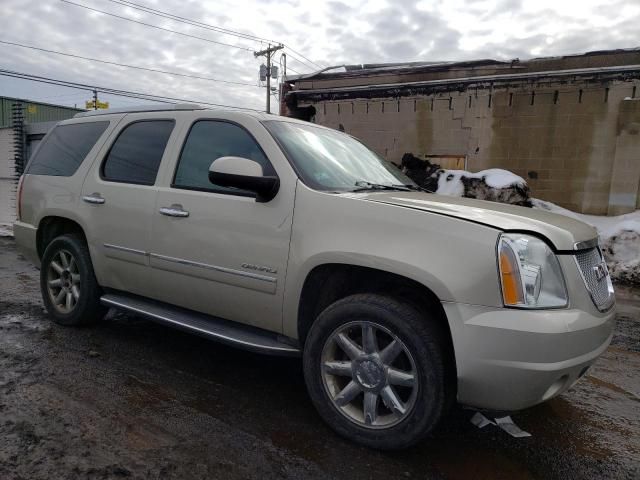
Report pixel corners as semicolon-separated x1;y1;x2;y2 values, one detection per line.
73;103;278;121
71;103;330;129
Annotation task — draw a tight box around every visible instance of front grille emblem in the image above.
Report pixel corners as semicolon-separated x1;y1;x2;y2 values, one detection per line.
593;262;609;281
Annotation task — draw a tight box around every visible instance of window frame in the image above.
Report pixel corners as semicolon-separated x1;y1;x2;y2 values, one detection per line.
99;118;176;186
24;120;111;177
170;118;277;198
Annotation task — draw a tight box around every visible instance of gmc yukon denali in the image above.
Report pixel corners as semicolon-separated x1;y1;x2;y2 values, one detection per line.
13;104;616;449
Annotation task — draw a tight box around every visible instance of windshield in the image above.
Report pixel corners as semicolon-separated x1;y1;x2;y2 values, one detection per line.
264;120;417;192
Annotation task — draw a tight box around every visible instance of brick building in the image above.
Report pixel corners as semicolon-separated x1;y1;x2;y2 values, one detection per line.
281;49;640;215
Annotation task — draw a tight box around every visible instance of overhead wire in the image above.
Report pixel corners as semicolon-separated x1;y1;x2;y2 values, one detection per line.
0;68;264;111
60;0;255;52
0;40;260;87
103;0;271;43
95;0;324;71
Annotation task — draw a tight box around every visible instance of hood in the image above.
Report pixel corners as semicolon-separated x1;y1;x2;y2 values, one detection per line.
348;191;597;251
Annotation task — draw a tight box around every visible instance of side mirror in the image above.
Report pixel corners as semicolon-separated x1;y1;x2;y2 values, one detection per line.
208;156;279;202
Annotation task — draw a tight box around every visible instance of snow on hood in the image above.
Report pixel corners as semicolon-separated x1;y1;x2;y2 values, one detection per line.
355;191;597;250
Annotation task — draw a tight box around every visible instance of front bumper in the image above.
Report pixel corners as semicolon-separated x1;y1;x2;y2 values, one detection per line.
443;302;615;411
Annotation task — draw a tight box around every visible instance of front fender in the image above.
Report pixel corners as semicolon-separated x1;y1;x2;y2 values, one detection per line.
282;184;504;338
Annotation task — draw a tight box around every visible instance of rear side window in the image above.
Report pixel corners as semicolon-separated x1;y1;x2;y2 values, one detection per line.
173;120;274;193
26;122;109;176
102;120;174;185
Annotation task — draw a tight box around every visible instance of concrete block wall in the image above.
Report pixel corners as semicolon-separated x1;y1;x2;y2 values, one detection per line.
608;98;640;215
309;79;640;214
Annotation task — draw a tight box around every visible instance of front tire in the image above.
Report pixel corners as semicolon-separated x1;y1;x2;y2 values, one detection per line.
40;234;106;326
303;294;450;450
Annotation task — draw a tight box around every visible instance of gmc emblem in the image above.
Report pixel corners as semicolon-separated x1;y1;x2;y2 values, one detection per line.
593;262;609;281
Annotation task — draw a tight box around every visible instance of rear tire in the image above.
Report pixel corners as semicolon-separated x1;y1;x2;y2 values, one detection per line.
303;293;450;450
40;234;106;326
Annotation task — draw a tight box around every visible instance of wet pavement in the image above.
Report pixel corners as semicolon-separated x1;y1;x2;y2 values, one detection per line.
1;237;638;479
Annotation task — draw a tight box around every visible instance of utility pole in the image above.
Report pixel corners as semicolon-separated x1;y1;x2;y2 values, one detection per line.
92;89;98;110
254;43;283;113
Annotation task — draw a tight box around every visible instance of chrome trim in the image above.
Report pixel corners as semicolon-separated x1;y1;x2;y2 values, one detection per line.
103;243;147;256
100;296;299;354
573;247;615;312
82;194;105;205
574;238;599;250
149;253;277;283
159;206;190;218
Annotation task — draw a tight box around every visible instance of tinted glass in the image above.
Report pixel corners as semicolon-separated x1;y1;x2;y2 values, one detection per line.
265;120;415;192
26;122;109;176
102;120;174;185
174;120;274;193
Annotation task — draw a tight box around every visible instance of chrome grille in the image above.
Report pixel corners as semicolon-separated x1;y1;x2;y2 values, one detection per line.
574;247;615;311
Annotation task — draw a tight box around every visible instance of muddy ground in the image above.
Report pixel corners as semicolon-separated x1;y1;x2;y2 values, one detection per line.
0;237;638;480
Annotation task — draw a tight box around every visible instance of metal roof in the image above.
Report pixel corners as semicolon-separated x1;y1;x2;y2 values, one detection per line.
290;64;640;102
0;96;84;128
284;47;640;83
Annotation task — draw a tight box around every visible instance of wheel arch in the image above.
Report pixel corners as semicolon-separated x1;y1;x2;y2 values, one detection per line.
36;216;87;259
296;263;457;390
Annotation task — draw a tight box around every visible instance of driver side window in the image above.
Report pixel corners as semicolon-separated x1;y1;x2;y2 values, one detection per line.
173;120;274;194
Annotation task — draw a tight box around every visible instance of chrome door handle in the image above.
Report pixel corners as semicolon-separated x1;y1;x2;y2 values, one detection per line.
159;205;190;218
82;193;105;205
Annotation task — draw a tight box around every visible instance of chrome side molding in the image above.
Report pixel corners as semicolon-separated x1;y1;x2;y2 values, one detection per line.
103;243;147;256
149;252;277;284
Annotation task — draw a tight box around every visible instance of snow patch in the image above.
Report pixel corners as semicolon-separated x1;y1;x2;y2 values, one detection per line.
475;169;527;189
533;199;640;285
434;168;526;195
0;224;13;238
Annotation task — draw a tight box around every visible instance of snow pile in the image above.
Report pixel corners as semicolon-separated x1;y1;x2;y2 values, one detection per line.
400;154;531;206
435;168;528;199
0;224;13;238
533;199;640;285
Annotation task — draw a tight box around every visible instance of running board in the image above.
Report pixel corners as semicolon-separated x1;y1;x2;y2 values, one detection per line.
100;293;301;356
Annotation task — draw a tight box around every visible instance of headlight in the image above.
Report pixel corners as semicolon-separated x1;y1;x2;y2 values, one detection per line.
498;233;568;308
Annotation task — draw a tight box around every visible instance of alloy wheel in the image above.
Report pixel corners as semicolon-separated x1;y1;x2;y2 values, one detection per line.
46;249;81;314
321;321;418;429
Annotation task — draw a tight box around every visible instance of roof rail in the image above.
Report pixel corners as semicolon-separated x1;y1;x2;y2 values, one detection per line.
73;103;206;118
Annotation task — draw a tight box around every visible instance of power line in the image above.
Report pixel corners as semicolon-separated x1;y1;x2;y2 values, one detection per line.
103;0;270;43
97;0;324;71
0;39;259;87
282;46;325;71
60;0;255;52
0;68;263;111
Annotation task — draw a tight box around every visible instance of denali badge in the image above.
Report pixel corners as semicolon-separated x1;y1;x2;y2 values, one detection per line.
241;263;278;274
593;262;608;281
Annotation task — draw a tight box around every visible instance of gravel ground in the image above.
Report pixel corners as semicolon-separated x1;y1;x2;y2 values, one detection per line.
1;237;638;480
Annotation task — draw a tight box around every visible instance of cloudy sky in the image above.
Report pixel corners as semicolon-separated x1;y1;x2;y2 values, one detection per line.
1;0;638;111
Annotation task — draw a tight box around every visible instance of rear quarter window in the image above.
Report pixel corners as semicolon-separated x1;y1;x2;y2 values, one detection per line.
26;122;109;176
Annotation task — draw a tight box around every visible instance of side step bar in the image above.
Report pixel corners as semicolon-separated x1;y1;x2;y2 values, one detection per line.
100;293;301;356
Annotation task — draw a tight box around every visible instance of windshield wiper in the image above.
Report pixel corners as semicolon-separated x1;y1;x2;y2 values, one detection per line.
351;181;413;192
